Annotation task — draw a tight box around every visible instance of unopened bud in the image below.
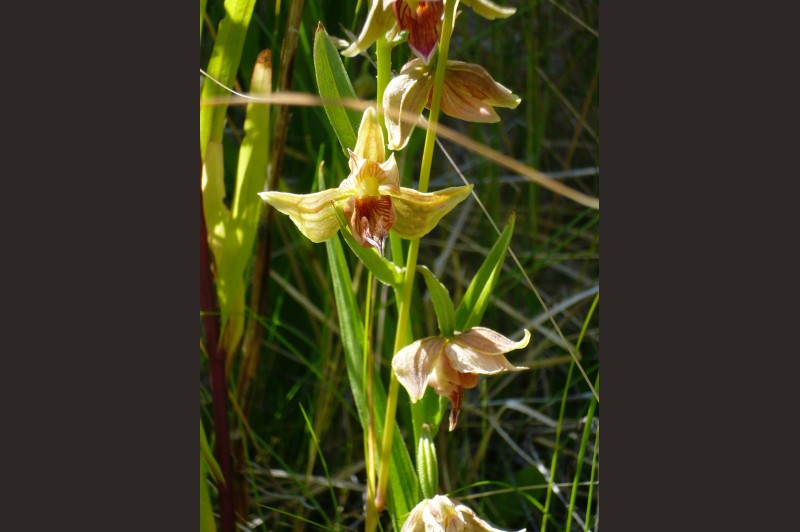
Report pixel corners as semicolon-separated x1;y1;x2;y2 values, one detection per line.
416;423;439;499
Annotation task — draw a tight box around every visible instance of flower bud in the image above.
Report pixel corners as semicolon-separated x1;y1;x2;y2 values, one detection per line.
416;423;439;499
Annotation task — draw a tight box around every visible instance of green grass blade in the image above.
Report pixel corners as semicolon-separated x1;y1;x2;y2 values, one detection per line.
566;375;598;532
313;23;361;153
417;265;455;338
585;422;600;529
200;0;257;158
566;293;600;531
260;506;331;530
325;232;418;525
299;403;343;525
200;420;218;532
200;456;217;532
200;419;224;484
454;213;515;331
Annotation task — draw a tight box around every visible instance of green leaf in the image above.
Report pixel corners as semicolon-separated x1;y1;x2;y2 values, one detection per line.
202;140;230;261
217;51;272;353
200;0;257;158
332;205;403;287
417;265;455;338
199;0;258;353
325;233;418;525
313;23;361;153
455;213;515;331
203;53;272;356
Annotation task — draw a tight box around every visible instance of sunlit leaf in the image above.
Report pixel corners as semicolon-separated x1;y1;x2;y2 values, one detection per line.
199;0;257;158
455;213;515;331
326;228;418;525
313;23;361;153
417;265;455;337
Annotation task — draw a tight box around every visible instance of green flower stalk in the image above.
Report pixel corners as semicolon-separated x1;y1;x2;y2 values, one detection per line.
374;0;460;517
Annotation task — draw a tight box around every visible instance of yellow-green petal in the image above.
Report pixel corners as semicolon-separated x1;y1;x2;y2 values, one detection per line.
259;188;350;243
354;107;386;163
388;184;473;239
460;0;517;20
341;0;396;58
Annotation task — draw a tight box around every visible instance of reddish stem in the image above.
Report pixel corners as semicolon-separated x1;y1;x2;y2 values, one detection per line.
200;156;236;532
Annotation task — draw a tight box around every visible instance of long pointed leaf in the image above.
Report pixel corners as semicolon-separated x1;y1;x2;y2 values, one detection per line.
313;23;361;153
217;51;273;356
325;234;418;525
200;0;257;158
417;265;455;338
455;214;515;330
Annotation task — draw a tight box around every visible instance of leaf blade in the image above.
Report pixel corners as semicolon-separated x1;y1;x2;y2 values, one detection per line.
325;234;418;524
313;23;361;153
455;214;516;330
417;265;455;337
200;0;257;158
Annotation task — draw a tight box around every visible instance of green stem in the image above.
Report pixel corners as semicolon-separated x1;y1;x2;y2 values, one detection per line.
376;37;392;141
417;0;457;192
374;240;419;515
374;0;458;517
363;271;379;531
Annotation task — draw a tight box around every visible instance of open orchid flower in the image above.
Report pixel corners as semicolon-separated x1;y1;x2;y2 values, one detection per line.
383;58;521;150
259;107;472;255
402;494;525;532
392;327;529;431
342;0;516;64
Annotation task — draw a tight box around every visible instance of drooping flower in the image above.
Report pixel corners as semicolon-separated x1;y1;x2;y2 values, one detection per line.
392;327;529;431
392;0;445;64
259;107;472;255
402;494;525;532
342;0;517;64
383;58;521;150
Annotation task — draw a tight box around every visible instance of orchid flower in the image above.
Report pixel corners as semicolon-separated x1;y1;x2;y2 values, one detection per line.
342;0;517;64
392;327;529;431
383;58;521;150
402;494;525;532
259;107;472;255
